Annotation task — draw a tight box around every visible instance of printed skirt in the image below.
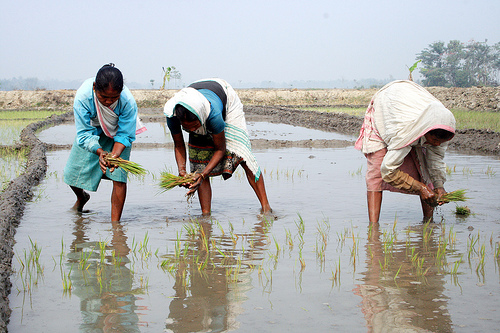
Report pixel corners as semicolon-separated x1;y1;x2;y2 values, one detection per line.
188;133;242;180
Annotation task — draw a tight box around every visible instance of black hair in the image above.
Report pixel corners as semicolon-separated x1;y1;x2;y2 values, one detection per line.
175;104;198;122
428;128;454;140
95;63;124;92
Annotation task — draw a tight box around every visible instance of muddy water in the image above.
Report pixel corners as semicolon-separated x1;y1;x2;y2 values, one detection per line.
8;123;500;332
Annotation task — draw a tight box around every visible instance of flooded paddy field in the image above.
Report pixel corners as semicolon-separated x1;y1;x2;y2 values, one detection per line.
6;114;500;332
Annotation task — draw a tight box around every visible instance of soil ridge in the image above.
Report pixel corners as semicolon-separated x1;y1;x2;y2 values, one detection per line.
1;86;499;111
0;111;72;331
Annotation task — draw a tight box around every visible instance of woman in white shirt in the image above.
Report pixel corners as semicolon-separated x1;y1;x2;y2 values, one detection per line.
355;80;456;224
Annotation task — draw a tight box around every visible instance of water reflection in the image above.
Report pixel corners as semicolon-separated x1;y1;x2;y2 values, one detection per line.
163;218;271;332
355;223;453;332
68;217;144;332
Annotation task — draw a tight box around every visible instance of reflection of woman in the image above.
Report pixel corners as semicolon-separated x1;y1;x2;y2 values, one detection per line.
64;64;144;221
355;80;456;223
69;217;142;332
355;223;452;332
166;219;269;332
164;78;271;215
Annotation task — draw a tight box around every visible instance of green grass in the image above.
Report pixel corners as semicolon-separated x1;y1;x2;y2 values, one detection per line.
299;107;366;117
0;110;66;120
300;106;500;132
450;108;500;132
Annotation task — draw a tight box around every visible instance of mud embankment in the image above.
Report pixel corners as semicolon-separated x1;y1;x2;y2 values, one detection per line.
1;86;500;111
0;112;72;331
244;106;500;155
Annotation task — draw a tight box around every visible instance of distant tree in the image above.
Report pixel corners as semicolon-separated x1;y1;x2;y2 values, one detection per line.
171;68;181;88
417;39;500;87
150;79;155;89
161;66;178;89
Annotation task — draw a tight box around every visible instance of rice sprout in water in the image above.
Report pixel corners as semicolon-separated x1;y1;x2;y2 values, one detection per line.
455;205;471;216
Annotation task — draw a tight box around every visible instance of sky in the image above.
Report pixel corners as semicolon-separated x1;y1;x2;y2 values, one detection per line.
1;0;499;88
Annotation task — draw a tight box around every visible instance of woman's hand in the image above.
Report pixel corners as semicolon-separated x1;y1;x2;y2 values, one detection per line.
177;169;192;188
434;187;447;205
417;182;438;207
97;149;110;174
186;173;205;196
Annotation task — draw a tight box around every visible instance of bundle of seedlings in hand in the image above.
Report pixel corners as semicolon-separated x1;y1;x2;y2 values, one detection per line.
438;189;469;204
104;155;147;175
159;172;196;191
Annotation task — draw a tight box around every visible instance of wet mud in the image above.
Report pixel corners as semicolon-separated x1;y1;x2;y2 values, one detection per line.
0;106;499;330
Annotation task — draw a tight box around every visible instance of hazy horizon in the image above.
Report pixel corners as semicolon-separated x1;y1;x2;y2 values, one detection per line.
1;0;498;89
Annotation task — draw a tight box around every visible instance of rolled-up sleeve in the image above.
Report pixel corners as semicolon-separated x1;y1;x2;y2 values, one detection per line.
114;101;137;147
380;146;411;183
74;97;101;154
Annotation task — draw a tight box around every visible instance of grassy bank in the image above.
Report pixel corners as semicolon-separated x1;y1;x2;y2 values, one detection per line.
300;106;500;132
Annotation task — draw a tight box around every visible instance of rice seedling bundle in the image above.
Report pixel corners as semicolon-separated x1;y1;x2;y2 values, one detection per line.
159;172;196;191
104;155;147;175
455;205;471;216
438;189;469;204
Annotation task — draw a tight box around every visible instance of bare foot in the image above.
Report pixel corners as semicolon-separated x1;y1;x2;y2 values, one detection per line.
72;191;90;212
422;215;434;223
261;206;273;215
259;208;277;221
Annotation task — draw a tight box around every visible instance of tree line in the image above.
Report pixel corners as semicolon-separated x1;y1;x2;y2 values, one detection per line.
417;39;500;87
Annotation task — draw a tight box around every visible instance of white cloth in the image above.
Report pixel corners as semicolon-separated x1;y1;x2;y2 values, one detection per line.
164;78;261;180
92;96;119;137
355;80;455;188
93;94;146;138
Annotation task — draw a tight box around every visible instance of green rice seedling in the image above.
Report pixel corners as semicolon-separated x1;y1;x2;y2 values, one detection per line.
450;255;463;275
455;205;471;216
484;166;496;176
159;172;196;191
330;260;341;287
62;264;73;294
285;228;294;252
111;249;123;267
422;223;434;247
349;165;363;177
448;227;457;248
272;236;281;255
104;155;147;175
476;244;486;273
394;264;402;282
98;241;108;264
79;250;93;270
462;167;473;176
392;216;398;233
183;222;198;237
438;189;469;204
15;239;44;293
295;214;305;235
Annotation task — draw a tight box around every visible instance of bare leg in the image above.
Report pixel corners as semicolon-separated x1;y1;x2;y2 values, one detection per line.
70;185;90;212
367;191;383;224
111;181;127;222
241;163;272;214
197;178;212;216
420;198;434;223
